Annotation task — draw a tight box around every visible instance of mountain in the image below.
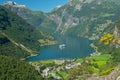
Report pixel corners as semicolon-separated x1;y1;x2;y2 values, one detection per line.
0;5;55;59
0;55;42;80
49;0;120;39
4;0;120;40
1;1;120;80
3;1;57;34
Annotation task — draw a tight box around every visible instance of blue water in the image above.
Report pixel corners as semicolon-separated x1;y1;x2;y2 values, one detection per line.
26;36;94;61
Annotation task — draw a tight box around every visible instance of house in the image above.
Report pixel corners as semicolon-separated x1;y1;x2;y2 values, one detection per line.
41;68;50;77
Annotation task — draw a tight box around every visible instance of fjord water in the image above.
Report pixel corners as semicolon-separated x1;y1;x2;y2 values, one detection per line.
26;36;94;61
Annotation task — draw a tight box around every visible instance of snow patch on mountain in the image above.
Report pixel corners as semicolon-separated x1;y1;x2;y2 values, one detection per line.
3;1;26;8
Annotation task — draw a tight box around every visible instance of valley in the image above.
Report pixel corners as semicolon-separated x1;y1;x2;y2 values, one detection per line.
0;0;120;80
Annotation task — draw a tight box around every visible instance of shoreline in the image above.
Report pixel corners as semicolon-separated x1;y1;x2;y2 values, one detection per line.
22;41;58;61
24;38;95;62
20;53;39;61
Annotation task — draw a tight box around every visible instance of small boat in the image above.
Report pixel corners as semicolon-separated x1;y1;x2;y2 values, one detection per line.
59;44;66;50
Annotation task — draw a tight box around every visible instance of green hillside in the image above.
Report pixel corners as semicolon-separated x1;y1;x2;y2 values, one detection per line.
0;33;30;58
3;3;57;34
0;5;57;59
0;55;42;80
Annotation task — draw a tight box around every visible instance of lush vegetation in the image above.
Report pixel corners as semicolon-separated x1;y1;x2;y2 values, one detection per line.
31;53;118;80
29;18;120;79
66;54;112;80
0;55;42;80
93;19;120;76
0;5;58;80
0;5;57;58
51;0;120;39
4;4;57;34
1;1;120;80
98;19;120;63
100;32;114;45
0;5;42;58
29;54;112;80
66;26;120;79
0;5;42;51
0;33;30;58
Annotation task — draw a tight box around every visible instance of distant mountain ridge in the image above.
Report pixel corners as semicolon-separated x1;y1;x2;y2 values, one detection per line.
3;0;120;40
49;0;120;39
3;1;57;34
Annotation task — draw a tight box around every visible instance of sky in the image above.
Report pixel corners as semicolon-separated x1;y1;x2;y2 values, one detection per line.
0;0;68;12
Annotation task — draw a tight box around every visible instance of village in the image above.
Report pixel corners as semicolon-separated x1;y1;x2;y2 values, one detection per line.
29;26;120;80
30;59;83;79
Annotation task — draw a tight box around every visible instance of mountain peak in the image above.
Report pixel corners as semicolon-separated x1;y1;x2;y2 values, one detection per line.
3;1;26;8
4;1;16;5
69;0;95;3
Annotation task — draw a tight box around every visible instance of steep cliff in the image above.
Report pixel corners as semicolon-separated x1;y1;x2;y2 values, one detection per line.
49;0;120;39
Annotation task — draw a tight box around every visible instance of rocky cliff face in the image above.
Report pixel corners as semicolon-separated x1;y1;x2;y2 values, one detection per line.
3;0;120;39
49;0;120;39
